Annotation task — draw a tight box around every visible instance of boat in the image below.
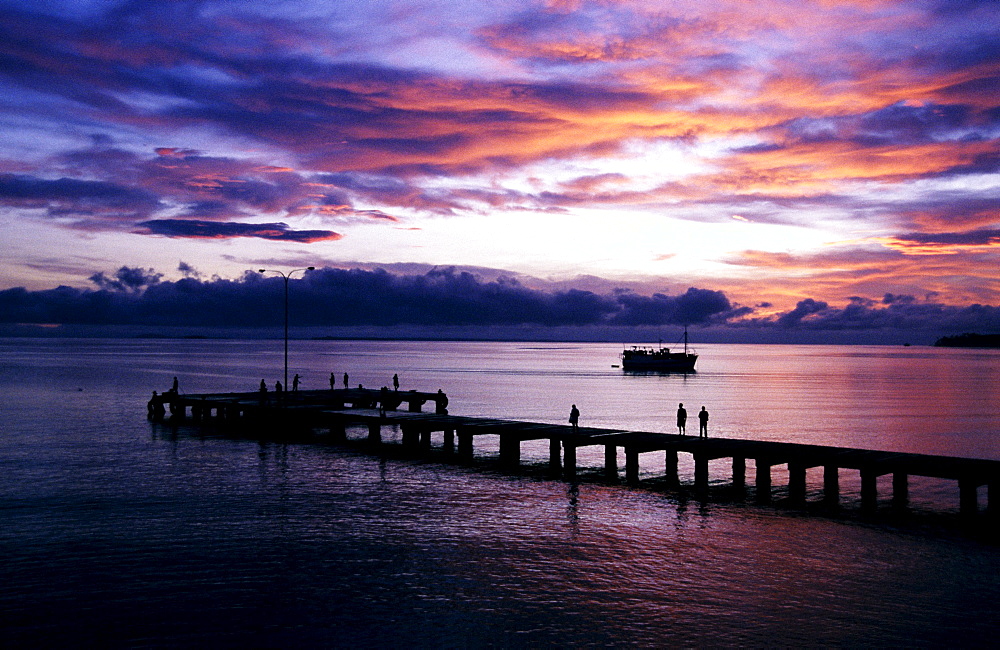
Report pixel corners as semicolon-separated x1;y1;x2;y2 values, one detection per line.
620;328;697;372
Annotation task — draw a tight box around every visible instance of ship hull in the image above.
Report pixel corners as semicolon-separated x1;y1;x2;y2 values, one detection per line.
620;352;697;372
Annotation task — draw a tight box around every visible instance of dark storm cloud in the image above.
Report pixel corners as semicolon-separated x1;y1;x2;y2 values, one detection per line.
136;219;342;243
608;288;733;326
89;266;162;292
736;296;1000;334
3;265;997;337
0;266;730;328
777;298;829;327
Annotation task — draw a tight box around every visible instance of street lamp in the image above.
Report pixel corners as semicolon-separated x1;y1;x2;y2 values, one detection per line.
258;266;314;391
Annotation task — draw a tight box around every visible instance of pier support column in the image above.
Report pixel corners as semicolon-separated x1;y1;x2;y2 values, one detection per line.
549;437;561;473
665;450;679;488
755;460;772;503
443;429;455;454
500;435;521;468
457;431;474;461
367;422;382;446
989;481;998;520
824;465;840;506
732;457;746;494
563;442;577;480
788;463;806;504
419;429;432;452
960;479;979;517
604;445;618;481
694;454;709;493
401;425;418;449
861;468;877;512
893;472;909;509
625;449;639;485
330;421;347;443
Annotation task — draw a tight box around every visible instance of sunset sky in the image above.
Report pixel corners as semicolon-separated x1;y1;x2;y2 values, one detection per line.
1;0;998;340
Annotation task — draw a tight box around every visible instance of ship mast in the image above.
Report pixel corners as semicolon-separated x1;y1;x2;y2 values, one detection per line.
683;326;688;355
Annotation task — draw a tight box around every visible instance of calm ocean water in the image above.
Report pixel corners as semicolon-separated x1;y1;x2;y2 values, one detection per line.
1;338;998;646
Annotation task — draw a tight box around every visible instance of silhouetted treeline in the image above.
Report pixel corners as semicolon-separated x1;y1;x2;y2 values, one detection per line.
934;333;1000;348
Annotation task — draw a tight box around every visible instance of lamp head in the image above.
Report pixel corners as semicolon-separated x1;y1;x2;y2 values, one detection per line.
258;269;266;273
307;266;315;270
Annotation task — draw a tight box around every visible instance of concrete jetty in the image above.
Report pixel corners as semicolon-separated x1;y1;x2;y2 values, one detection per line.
148;388;1000;520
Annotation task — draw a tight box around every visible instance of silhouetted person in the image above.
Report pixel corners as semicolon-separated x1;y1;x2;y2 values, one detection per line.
171;376;179;394
436;389;448;414
330;372;336;390
343;372;349;389
260;379;267;393
275;381;283;398
292;374;300;392
698;406;709;438
393;373;399;391
677;403;687;435
569;404;580;433
147;391;163;419
258;379;267;404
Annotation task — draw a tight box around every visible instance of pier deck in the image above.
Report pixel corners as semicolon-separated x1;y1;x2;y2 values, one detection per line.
149;388;1000;519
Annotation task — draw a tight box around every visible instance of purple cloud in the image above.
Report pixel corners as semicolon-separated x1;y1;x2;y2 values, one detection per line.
136;219;342;243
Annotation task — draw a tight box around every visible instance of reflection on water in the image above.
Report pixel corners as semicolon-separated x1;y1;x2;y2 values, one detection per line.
0;339;998;646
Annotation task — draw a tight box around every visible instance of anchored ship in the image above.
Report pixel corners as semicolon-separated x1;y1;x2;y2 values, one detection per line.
620;328;697;372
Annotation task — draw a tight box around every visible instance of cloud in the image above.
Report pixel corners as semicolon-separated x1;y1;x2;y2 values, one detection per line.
1;265;997;339
777;298;829;327
723;243;1000;306
609;287;734;326
0;173;160;222
89;266;162;292
876;228;1000;254
743;295;1000;334
135;219;342;242
0;266;729;328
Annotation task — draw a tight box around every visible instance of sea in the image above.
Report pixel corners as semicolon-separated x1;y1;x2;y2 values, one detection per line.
1;338;998;647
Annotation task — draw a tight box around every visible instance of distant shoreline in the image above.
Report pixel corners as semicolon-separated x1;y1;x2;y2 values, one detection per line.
933;333;1000;348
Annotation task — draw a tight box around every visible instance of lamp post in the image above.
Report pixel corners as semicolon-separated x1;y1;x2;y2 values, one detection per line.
258;267;314;391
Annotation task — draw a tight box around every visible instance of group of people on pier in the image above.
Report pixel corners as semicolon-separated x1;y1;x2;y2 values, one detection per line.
569;402;710;437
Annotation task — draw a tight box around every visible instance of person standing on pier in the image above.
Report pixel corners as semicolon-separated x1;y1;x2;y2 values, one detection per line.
569;404;580;433
329;372;336;390
393;373;399;391
275;381;283;400
677;403;687;435
698;406;709;438
292;374;300;392
343;372;349;389
171;377;179;394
